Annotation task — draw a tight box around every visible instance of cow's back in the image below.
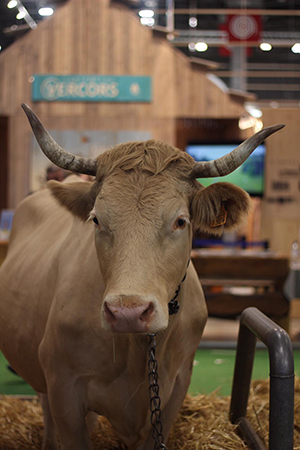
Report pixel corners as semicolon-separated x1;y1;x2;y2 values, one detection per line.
0;185;77;391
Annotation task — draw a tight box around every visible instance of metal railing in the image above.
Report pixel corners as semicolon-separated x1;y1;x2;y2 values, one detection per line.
230;307;294;450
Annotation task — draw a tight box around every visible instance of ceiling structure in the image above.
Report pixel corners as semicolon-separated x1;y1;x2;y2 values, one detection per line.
1;0;300;108
0;0;66;51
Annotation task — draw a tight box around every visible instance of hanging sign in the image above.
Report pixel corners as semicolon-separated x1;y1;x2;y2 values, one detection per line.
226;15;262;42
31;75;152;102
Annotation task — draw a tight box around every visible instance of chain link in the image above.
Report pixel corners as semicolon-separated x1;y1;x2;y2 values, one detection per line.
147;333;166;450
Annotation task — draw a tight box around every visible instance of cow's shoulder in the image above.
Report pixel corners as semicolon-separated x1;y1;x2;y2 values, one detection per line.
4;185;76;282
12;187;66;233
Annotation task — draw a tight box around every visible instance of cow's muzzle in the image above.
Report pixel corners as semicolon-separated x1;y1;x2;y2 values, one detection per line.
103;295;156;333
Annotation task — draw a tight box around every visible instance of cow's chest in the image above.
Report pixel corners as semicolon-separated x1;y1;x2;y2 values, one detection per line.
86;357;176;447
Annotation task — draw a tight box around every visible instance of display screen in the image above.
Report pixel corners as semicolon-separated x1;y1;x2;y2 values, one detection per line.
186;142;266;196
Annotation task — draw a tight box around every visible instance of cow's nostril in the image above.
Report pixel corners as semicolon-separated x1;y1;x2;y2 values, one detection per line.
104;302;116;324
140;302;154;322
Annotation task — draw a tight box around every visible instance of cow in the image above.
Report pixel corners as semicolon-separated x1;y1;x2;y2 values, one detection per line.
0;104;283;450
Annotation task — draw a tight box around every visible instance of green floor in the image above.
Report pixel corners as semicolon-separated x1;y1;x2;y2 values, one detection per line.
1;348;300;397
190;348;300;396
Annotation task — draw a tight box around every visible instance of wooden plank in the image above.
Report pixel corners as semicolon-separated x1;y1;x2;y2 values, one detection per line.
192;254;290;283
204;75;222;118
260;108;300;255
0;242;8;267
62;1;74;74
8;116;31;206
177;60;190;116
205;292;290;318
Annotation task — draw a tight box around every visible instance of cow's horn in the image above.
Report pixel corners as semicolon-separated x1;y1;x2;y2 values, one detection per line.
21;104;98;176
191;124;285;178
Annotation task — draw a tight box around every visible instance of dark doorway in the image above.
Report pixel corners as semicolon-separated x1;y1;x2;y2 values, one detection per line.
0;117;9;209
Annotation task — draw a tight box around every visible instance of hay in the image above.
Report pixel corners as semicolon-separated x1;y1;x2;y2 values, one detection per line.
0;379;299;450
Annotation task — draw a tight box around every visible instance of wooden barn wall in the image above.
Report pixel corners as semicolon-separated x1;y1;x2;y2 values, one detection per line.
174;54;245;119
0;0;244;208
260;108;300;255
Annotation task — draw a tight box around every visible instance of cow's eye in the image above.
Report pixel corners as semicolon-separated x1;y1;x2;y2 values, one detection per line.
92;216;99;226
175;218;186;229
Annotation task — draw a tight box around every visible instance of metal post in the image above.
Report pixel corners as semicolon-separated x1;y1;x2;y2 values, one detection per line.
230;307;294;450
166;0;174;31
229;47;247;91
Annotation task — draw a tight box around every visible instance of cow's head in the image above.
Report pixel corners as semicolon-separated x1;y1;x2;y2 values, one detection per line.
22;104;284;334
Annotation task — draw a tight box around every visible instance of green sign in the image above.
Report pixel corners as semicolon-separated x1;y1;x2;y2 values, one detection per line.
32;75;152;102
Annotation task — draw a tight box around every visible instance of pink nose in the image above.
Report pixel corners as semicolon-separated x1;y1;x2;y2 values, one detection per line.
104;300;154;333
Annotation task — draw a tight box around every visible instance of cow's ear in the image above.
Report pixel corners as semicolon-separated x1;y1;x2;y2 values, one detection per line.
191;182;252;236
48;180;97;221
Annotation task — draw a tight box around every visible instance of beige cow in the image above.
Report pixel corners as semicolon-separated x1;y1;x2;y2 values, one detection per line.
0;105;283;450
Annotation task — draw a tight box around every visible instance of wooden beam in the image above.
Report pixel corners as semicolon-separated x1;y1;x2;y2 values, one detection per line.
151;25;179;38
153;8;300;16
246;63;300;70
189;56;220;71
255;100;300;107
216;71;300;78
247;84;300;91
229;88;257;101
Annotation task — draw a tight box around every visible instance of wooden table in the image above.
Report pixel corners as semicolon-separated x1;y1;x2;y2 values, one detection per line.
191;249;290;331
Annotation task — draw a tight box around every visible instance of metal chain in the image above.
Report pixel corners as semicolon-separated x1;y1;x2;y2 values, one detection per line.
147;260;190;449
168;272;187;315
168;259;190;316
147;333;166;450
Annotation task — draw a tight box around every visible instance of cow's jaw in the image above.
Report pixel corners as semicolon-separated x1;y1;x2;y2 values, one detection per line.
102;294;168;334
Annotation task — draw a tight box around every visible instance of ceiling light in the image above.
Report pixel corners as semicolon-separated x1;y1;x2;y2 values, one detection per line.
166;33;175;41
195;42;208;52
291;43;300;54
189;17;197;28
239;116;256;130
246;105;263;118
260;43;272;51
138;9;154;18
140;17;155;26
16;11;26;19
7;0;17;8
188;42;196;52
0;46;2;51
254;120;263;133
38;7;54;16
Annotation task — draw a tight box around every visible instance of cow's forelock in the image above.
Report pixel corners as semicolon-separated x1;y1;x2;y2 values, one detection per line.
95;139;196;181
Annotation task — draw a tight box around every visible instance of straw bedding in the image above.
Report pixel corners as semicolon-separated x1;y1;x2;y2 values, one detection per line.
0;378;299;450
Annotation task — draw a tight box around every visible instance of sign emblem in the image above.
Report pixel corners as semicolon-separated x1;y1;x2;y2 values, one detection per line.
226;15;261;42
